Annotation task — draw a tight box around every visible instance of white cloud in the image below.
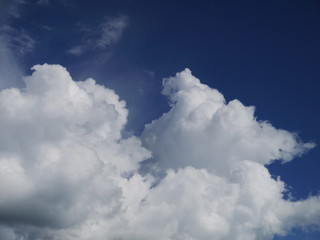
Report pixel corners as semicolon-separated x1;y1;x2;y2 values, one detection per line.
142;69;314;176
0;64;151;237
0;65;319;240
68;16;128;56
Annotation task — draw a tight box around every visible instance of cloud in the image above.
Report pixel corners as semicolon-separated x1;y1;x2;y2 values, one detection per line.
0;25;34;88
0;1;36;89
0;35;24;89
1;18;36;58
0;65;319;240
37;0;50;6
0;0;26;19
9;30;36;56
0;6;32;90
0;64;151;238
142;69;314;175
68;16;128;56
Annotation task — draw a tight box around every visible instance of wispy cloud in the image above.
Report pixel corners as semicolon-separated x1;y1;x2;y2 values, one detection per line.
11;30;36;56
37;0;50;6
97;16;128;47
1;25;36;57
40;25;53;31
68;16;128;56
0;0;36;58
0;0;33;88
0;36;24;89
3;0;26;18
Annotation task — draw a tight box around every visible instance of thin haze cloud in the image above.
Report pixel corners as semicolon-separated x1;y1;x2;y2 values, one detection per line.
0;64;319;240
0;2;34;89
9;30;35;56
37;0;50;6
0;39;23;88
1;0;25;19
0;0;35;58
68;16;128;56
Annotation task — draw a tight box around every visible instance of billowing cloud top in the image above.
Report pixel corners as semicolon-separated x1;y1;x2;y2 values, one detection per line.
143;69;314;175
0;64;319;240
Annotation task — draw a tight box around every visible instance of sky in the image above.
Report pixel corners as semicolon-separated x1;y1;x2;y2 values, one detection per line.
0;0;319;239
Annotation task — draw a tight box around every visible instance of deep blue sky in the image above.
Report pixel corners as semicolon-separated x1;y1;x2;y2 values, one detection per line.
1;0;320;239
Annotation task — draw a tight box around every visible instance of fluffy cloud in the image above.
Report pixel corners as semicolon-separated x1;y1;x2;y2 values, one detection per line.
142;69;314;176
0;65;319;240
0;64;151;238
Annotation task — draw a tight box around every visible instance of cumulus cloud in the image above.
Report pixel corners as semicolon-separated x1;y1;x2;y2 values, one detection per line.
68;16;128;56
0;64;151;238
142;69;315;176
0;65;319;240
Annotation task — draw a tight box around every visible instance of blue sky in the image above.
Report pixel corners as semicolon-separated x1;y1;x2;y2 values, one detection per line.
0;0;319;239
